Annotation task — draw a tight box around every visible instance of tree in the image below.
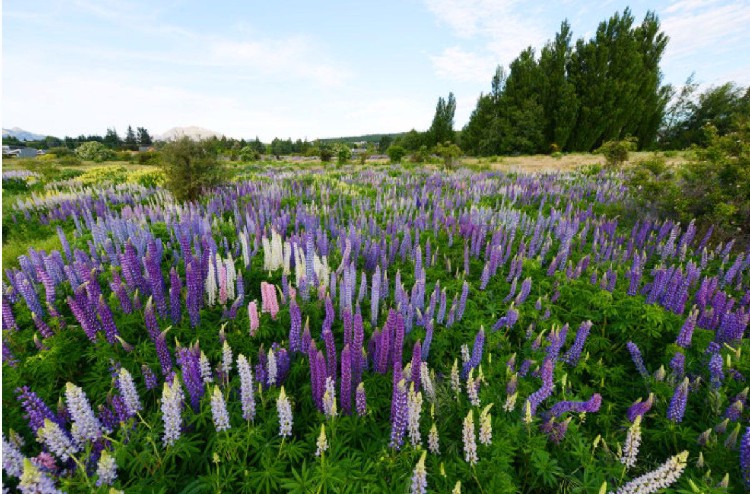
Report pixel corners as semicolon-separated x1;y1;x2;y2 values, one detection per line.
435;142;462;168
336;145;351;165
378;135;393;153
76;141;116;162
103;128;121;149
427;92;456;147
159;137;227;202
387;145;407;163
124;126;138;151
319;143;333;163
137;127;153;146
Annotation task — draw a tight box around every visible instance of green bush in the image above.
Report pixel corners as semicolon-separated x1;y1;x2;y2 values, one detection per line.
337;145;351;165
160;137;228;202
387;145;407;164
58;155;83;167
76;141;116;162
597;136;638;168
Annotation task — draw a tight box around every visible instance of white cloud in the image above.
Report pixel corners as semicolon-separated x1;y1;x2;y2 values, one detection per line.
661;1;750;59
423;0;547;81
430;47;497;83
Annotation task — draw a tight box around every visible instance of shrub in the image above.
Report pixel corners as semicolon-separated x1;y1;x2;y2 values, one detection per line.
238;146;260;162
337;145;352;165
435;141;462;168
127;168;165;188
75;166;129;186
597;136;638;168
387;145;407;164
58;155;83;167
76;141;116;162
319;144;333;163
160;137;228;202
138;151;160;165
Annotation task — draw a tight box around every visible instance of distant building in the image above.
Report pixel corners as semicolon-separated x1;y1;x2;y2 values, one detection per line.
2;146;38;158
17;148;39;158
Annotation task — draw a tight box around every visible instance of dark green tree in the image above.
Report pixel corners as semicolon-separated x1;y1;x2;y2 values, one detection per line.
427;92;456;147
159;137;227;202
124;126;138;150
378;135;393;153
103;128;121;149
137;127;153;146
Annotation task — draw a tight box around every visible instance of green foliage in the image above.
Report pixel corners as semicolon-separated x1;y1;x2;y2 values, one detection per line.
318;144;333;163
76;141;116;162
386;145;407;164
159;137;228;202
435;141;462;168
336;145;351;165
427;92;456;147
597;136;638;168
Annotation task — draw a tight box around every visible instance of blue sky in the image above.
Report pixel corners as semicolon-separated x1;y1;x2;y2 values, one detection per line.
3;0;749;141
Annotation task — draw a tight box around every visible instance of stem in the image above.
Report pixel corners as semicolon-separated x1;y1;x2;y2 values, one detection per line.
136;411;152;430
472;465;485;494
70;453;94;490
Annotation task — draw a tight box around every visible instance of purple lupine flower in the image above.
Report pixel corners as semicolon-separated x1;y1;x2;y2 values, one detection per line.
2;294;18;330
515;278;532;305
562;321;592;366
626;342;649;379
675;308;698;348
667;378;690;423
456;281;469;321
410;340;422;391
627;393;654;423
741;426;750;489
169;268;182;325
322;327;337;383
96;295;119;343
355;382;367;417
389;378;408;450
31;312;54;339
708;352;724;389
462;328;485;378
669;352;685;380
352;309;364;385
526;358;555;416
16;387;60;434
410;451;428;494
141;365;157;390
16;271;44;317
65;383;102;446
161;375;183;447
340;344;352;415
289;297;302;353
2;432;25;478
176;344;204;412
67;295;98;342
186;261;201;328
480;262;491;290
546;393;602;418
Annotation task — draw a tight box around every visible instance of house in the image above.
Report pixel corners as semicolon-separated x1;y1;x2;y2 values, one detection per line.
16;148;39;158
2;145;20;157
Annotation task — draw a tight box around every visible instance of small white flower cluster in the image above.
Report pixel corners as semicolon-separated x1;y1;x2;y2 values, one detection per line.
463;410;478;466
620;416;642;469
613;451;688;494
407;384;423;447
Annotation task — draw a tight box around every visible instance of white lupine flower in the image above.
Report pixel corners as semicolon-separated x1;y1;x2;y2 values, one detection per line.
450;359;461;397
466;369;480;407
237;354;256;422
620;416;641;469
504;392;518;412
282;240;292;275
267;348;278;386
323;377;337;419
611;451;688;494
221;341;233;375
262;237;272;270
205;260;217;306
118;368;142;416
225;256;236;300
428;423;440;455
420;363;435;403
479;404;493;445
95;449;117;487
463;410;478;465
315;424;328;457
277;387;293;437
37;419;78;461
210;387;230;432
407;384;423;447
240;231;251;268
460;344;470;365
65;383;102;446
200;351;213;384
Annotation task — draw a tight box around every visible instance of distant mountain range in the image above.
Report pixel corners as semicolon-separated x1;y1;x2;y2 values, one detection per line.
2;127;47;141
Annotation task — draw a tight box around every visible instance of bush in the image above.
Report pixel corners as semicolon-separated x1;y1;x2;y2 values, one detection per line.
435;141;462;168
337;145;352;165
58;155;83;167
75;166;129;186
387;145;407;164
238;146;260;162
597;136;638;168
138;151;160;165
160;137;228;202
47;146;74;157
319;145;333;163
76;141;116;162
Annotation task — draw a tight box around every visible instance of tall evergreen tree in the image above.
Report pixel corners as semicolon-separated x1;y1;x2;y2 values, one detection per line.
103;128;121;149
427;92;456;147
137;127;153;146
125;126;138;150
538;21;578;150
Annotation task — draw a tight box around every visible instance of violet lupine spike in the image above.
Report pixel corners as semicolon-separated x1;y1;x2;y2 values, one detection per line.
322;328;337;384
667;378;690;423
16;386;61;434
16;271;44;318
371;266;381;327
31;312;54;339
340;344;352;415
456;281;469;321
546;393;602;418
355;382;367;417
65;382;102;446
389;378;408;450
289;298;302;353
2;294;18;330
186;261;201;328
352;309;364;386
67;295;98;342
626;342;649;379
562;321;592;367
96;295;119;344
462;328;485;379
177;345;204;412
410;340;422;391
627;393;654;423
169;268;182;325
526;358;555;417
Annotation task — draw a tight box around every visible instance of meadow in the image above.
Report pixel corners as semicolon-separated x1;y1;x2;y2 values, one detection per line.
1;160;748;493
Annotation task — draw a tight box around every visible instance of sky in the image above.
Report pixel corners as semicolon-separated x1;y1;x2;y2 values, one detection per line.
3;0;750;141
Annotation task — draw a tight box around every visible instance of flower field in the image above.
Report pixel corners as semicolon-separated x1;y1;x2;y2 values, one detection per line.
2;163;749;493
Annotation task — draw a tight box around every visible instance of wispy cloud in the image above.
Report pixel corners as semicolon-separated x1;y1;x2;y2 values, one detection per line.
423;0;547;82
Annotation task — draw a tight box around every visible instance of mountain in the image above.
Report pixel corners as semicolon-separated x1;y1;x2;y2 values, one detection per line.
2;127;47;141
156;126;224;141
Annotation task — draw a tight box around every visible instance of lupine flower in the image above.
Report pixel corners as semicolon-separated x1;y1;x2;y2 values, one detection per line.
141;365;157;390
37;419;78;461
161;376;183;447
479;404;492;445
450;359;460;397
19;458;61;494
667;378;690;423
452;481;462;494
562;321;592;366
626;393;654;423
546;394;602;418
621;416;641;469
675;307;697;348
211;386;230;432
740;426;750;489
118;368;142;417
237;354;256;422
315;424;328;457
221;340;233;376
323;377;337;419
725;424;740;449
355;382;367;417
462;409;478;465
410;450;428;494
466;369;481;407
407;384;423;447
626;342;649;378
420;363;435;403
65;383;101;446
428;422;440;454
610;451;688;494
340;344;352;415
708;352;724;389
277;386;293;437
267;348;278;386
95;449;117;487
199;351;213;384
389;378;408;450
462;327;485;378
2;432;26;478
